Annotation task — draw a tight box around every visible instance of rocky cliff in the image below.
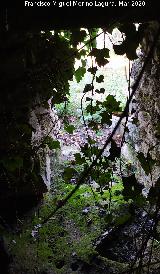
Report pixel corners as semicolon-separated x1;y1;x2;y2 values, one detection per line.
131;22;160;188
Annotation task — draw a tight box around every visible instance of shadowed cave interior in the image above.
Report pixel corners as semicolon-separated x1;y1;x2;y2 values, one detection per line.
1;7;160;274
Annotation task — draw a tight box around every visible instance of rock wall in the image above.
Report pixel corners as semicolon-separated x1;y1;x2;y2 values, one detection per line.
0;30;74;223
131;22;160;188
29;96;60;190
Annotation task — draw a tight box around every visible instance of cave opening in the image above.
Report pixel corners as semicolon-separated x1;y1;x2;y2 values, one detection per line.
1;10;160;274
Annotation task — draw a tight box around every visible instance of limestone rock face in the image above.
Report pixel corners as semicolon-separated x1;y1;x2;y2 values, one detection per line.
131;26;160;187
29;97;60;190
0;30;72;223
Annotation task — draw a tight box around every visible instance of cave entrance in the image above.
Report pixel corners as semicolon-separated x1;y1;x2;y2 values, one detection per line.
6;22;160;274
52;27;137;190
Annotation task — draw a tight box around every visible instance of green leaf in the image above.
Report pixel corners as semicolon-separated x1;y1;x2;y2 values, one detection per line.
100;111;112;126
91;145;101;156
81;59;86;66
114;23;139;60
80;143;91;158
83;84;93;93
115;213;131;226
45;137;60;149
74;153;86;165
85;97;91;102
86;104;100;114
113;42;127;56
88;120;99;130
137;152;156;176
108;139;121;161
122;174;143;201
71;29;87;47
89;48;109;67
95;88;105;94
88;28;99;48
64;125;75;134
88;136;96;145
75;66;86;83
91;168;101;182
102;95;122;113
76;50;87;60
87;66;98;74
99;172;112;186
101;156;109;169
104;213;113;224
96;75;104;83
63;167;76;180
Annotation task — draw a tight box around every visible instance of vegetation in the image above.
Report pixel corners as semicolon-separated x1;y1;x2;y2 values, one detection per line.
1;22;160;274
5;175;131;273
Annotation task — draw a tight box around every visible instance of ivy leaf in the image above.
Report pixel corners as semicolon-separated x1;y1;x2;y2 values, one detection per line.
88;28;99;48
81;59;86;66
86;103;100;114
75;66;86;83
63;167;76;181
95;88;105;94
113;42;127;56
76;50;87;60
99;172;112;186
89;48;109;67
101;156;109;169
91;145;101;156
88;120;99;130
96;75;104;83
87;66;98;74
80;143;91;158
45;136;60;149
102;95;122;112
100;95;121;124
88;136;96;145
100;111;112;126
108;139;121;161
91;169;101;182
116;24;139;60
115;213;131;226
64;124;75;134
74;153;86;165
137;152;156;176
83;84;93;93
122;174;143;201
70;29;87;47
